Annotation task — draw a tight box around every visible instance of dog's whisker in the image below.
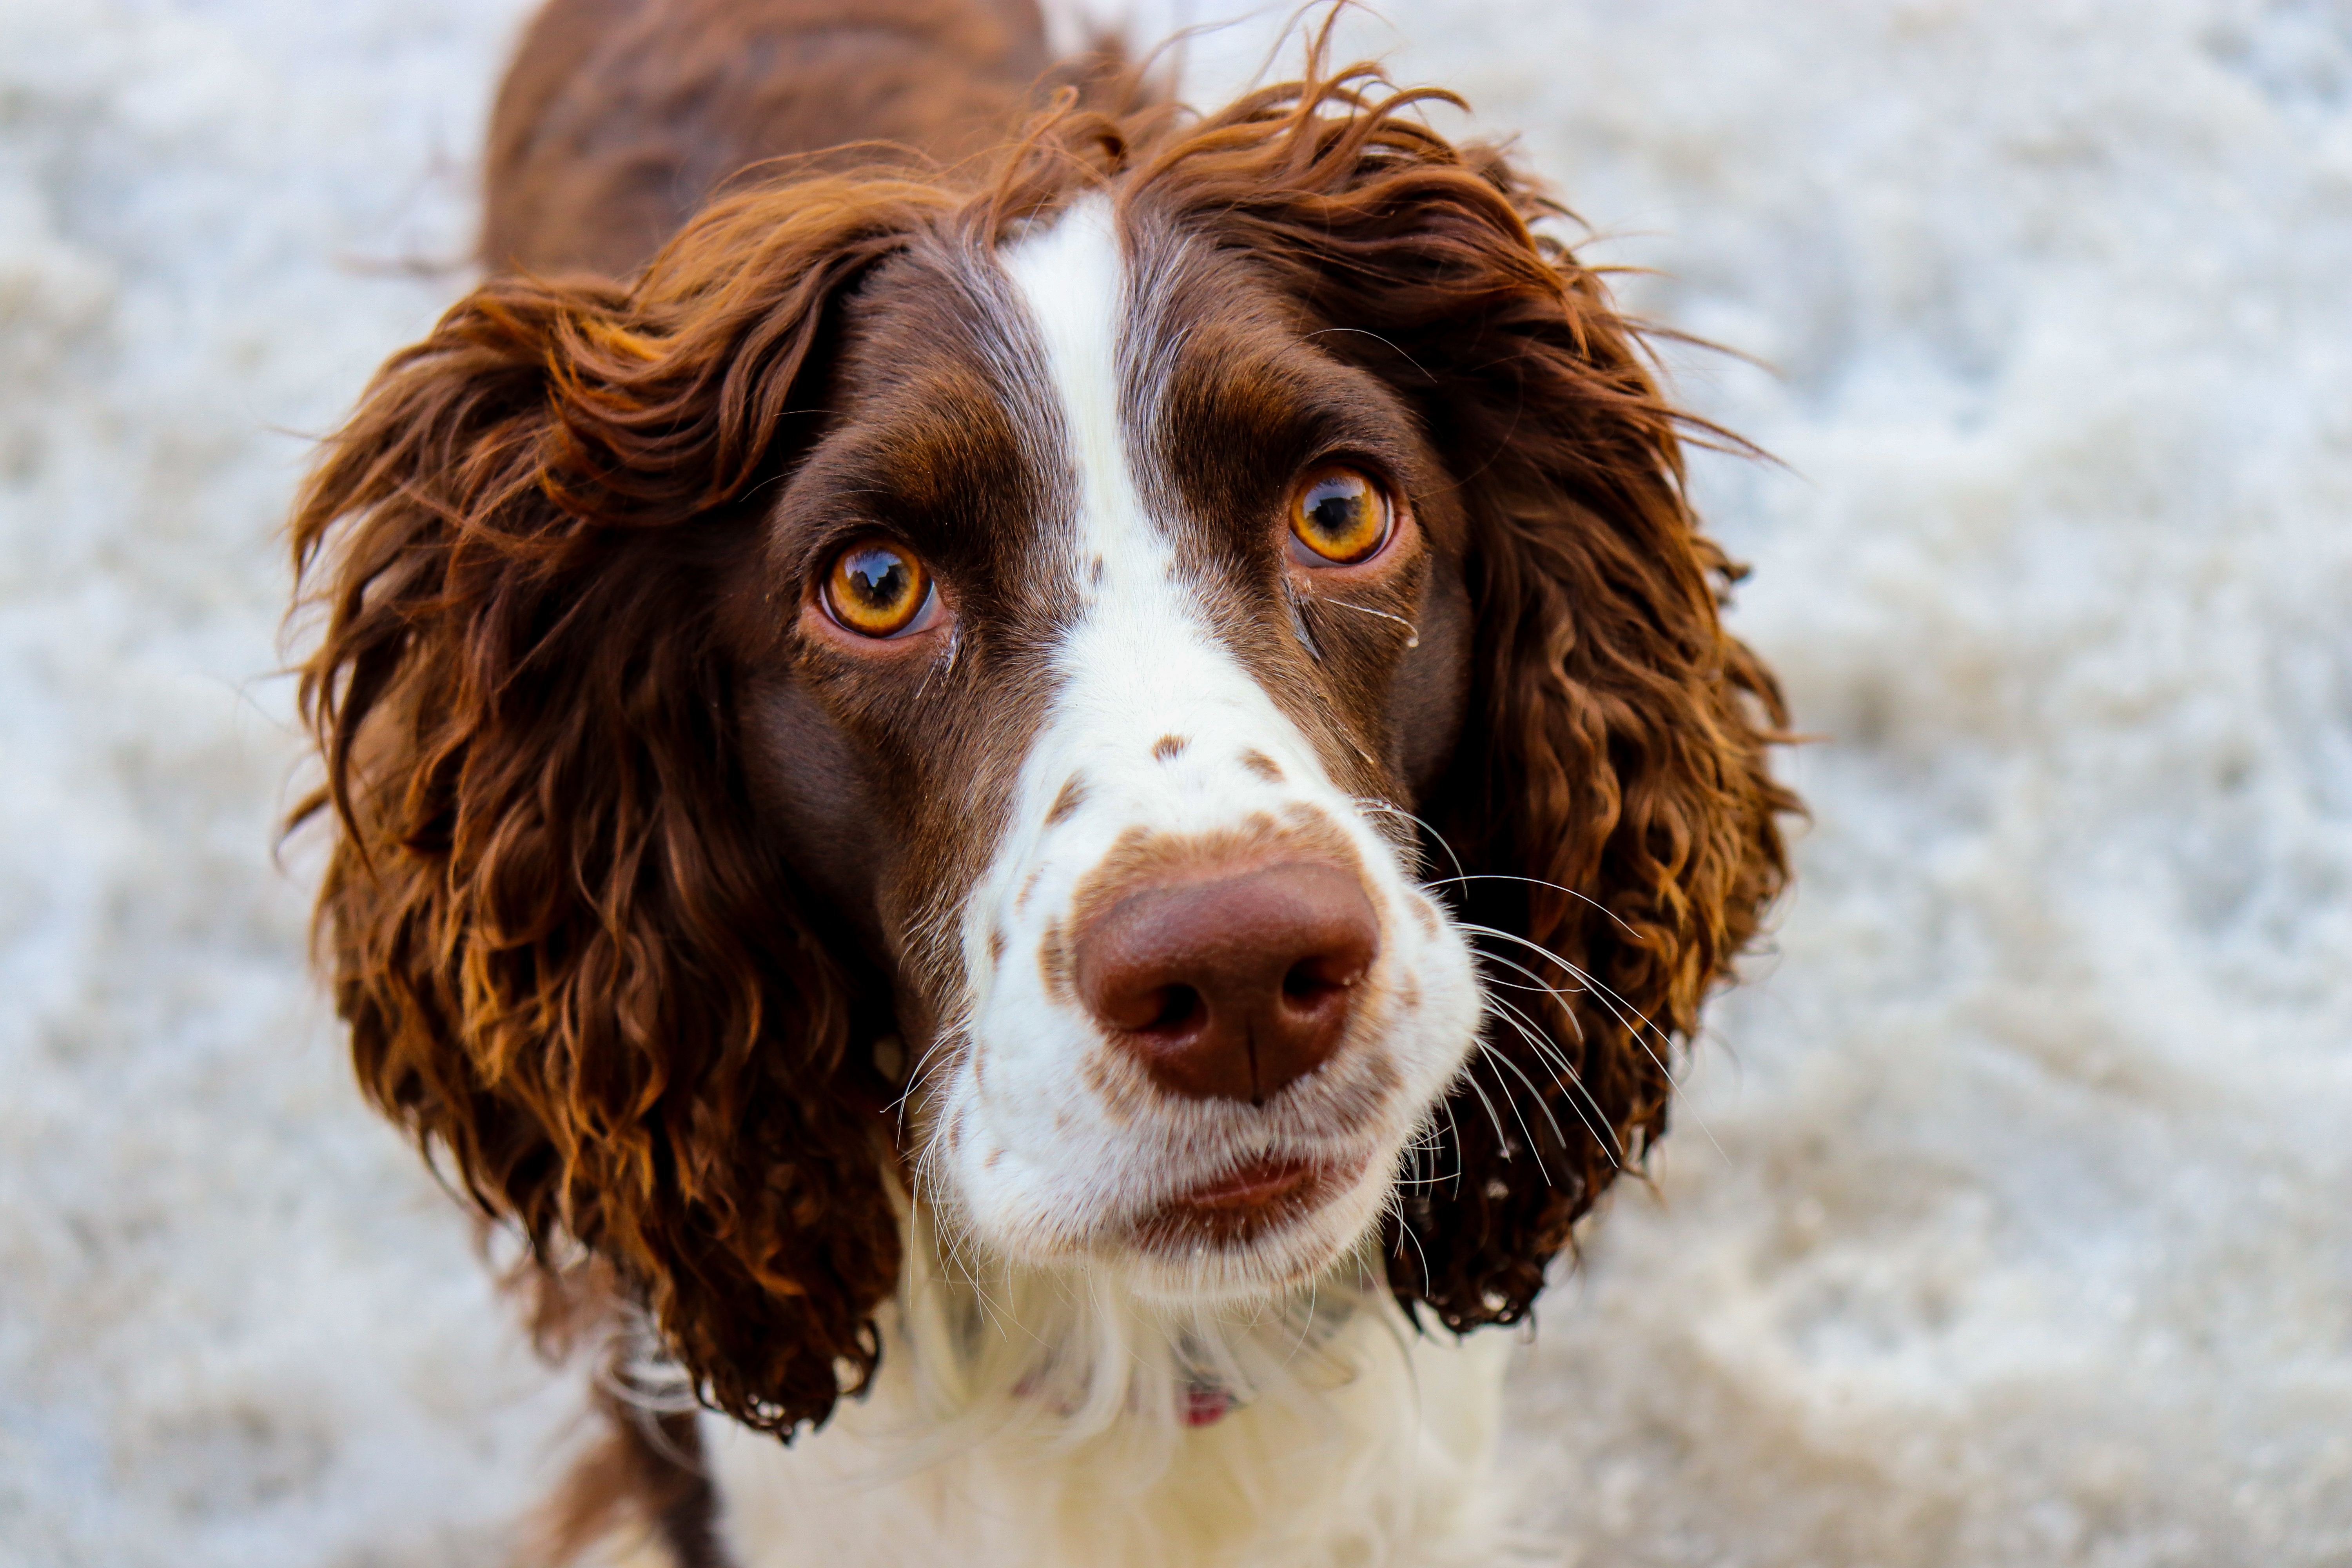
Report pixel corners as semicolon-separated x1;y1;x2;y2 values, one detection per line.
1467;1037;1569;1182
1447;1045;1518;1162
1461;922;1732;1167
1310;595;1421;648
1480;989;1627;1167
1478;998;1607;1164
1423;872;1648;942
1456;922;1680;1063
1384;1185;1441;1290
1352;797;1468;885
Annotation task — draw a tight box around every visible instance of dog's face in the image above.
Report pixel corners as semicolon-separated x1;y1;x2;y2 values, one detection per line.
296;72;1793;1437
730;198;1482;1296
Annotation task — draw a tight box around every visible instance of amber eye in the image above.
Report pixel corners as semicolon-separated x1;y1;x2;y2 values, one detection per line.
1287;466;1392;564
823;540;933;638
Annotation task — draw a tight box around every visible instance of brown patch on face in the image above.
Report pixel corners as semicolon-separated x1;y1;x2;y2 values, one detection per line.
1152;733;1189;762
1076;1036;1158;1127
1113;224;1455;810
1045;773;1087;826
1038;919;1074;1004
987;923;1005;965
1017;865;1044;913
1239;748;1283;782
727;237;1080;1045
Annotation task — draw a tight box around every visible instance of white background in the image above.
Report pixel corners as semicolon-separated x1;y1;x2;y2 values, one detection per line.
2;1;2348;1562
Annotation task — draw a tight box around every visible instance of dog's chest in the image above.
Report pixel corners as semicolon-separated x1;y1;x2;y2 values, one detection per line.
698;1303;1514;1568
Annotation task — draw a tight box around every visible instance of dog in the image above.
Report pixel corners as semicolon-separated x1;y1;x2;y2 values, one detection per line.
289;1;1794;1562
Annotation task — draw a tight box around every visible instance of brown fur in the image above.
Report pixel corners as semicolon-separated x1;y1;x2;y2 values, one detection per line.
537;1379;724;1564
287;5;1795;1539
485;0;1060;276
1108;71;1800;1325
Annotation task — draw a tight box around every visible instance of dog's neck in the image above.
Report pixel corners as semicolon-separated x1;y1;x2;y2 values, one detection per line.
695;1200;1515;1568
890;1197;1378;1443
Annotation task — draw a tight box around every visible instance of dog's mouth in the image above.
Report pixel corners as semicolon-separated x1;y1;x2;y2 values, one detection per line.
1175;1156;1318;1210
1130;1152;1371;1250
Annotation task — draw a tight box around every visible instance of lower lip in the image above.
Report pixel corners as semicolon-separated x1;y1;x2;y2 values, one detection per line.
1139;1152;1370;1247
1169;1157;1319;1213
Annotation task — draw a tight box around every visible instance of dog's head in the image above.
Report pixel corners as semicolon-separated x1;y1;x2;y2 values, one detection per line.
292;63;1791;1437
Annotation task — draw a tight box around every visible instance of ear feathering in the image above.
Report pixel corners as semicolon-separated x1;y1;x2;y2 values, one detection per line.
287;181;960;1438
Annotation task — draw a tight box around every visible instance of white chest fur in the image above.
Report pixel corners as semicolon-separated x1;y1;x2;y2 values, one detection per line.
698;1214;1513;1568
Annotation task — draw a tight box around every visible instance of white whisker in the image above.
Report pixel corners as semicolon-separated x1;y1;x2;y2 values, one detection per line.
1423;871;1646;942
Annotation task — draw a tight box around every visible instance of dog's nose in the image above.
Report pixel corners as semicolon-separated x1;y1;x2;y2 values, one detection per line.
1074;862;1379;1103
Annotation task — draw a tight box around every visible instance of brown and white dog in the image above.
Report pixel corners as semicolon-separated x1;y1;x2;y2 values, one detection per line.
289;1;1794;1562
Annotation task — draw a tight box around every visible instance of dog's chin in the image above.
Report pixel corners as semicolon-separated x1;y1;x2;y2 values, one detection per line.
1109;1151;1390;1307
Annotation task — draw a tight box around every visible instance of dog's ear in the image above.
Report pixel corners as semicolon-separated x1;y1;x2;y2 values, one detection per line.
290;181;945;1436
1393;193;1796;1325
1142;67;1796;1326
1390;147;1795;1327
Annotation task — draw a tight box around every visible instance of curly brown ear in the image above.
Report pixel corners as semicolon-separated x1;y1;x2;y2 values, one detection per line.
1365;132;1795;1330
290;181;945;1435
1399;252;1797;1328
1385;153;1796;1327
1133;65;1795;1326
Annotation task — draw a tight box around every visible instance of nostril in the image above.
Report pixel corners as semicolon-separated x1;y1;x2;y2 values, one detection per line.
1280;960;1349;1005
1146;984;1202;1034
1073;858;1380;1102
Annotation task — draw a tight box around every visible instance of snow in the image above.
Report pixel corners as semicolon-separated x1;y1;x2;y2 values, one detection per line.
3;1;2348;1563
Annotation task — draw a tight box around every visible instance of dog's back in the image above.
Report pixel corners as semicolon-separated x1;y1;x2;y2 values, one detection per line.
483;0;1058;276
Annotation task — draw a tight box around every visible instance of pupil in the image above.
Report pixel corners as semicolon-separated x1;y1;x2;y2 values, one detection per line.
847;550;906;606
1310;491;1360;537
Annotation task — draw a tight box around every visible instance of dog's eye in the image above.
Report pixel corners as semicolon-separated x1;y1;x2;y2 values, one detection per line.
824;540;934;638
1287;466;1391;565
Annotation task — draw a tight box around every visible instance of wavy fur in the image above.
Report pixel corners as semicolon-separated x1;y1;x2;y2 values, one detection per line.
290;40;1791;1458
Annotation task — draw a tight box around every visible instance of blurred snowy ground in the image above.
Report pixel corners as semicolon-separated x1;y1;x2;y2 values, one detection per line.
2;1;2348;1563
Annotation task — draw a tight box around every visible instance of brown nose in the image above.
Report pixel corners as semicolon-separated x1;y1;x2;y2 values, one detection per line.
1074;862;1379;1104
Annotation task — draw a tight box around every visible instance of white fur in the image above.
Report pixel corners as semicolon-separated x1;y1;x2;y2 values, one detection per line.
704;1201;1514;1568
934;196;1483;1292
704;199;1500;1567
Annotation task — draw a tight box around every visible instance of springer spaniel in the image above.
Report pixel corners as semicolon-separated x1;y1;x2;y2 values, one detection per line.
289;1;1794;1563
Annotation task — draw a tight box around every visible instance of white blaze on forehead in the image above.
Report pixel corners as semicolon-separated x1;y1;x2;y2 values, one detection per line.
999;196;1133;568
991;197;1334;854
